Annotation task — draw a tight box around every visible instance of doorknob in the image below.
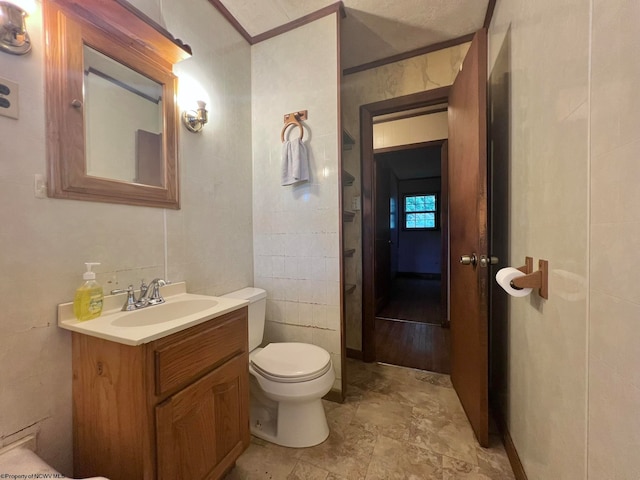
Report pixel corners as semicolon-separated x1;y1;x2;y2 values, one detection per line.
479;255;499;268
460;254;478;266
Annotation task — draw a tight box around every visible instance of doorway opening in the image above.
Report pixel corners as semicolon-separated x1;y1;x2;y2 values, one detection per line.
371;140;451;373
375;143;445;326
359;87;451;373
355;29;489;447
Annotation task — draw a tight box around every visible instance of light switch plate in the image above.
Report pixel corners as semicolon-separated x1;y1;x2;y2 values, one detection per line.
34;174;47;199
0;77;18;119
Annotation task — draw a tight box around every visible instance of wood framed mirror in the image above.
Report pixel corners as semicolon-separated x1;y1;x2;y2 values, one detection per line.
44;0;191;209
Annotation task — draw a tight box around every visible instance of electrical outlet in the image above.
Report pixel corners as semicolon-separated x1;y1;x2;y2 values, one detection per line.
0;77;18;119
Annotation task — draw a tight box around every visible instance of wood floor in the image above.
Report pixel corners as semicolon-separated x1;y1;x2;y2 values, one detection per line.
375;318;450;373
374;276;450;374
377;277;442;325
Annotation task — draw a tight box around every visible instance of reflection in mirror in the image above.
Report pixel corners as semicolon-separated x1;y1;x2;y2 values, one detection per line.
44;0;191;209
84;46;164;187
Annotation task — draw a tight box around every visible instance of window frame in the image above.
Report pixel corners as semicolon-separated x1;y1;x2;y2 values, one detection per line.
402;192;439;231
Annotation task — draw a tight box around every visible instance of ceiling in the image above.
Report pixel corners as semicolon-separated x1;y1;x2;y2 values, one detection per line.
217;0;490;69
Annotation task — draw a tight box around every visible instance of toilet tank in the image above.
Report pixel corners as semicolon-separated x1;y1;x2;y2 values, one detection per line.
222;287;267;351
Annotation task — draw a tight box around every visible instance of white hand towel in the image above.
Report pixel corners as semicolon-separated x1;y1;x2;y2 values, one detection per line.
281;138;309;186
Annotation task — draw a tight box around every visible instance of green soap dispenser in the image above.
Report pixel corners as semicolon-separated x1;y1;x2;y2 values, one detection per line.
73;262;104;321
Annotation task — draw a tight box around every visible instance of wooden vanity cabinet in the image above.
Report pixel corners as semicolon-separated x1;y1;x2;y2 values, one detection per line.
72;307;250;480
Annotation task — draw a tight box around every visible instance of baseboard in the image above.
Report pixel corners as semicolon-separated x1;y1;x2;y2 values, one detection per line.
0;434;36;456
503;428;528;480
346;348;363;360
323;388;343;404
492;404;528;480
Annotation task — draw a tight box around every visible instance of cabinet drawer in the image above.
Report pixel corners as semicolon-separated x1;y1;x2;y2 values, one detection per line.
153;308;247;396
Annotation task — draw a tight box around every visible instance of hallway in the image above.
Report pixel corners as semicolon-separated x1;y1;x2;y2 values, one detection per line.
224;360;514;479
374;276;450;373
377;277;442;325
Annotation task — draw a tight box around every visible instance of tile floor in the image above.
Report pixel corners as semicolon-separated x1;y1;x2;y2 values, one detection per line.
224;359;515;480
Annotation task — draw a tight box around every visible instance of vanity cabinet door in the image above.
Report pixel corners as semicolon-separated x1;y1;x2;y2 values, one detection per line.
156;352;249;480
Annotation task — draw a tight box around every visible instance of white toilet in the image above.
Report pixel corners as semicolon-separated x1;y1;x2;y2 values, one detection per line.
223;287;335;448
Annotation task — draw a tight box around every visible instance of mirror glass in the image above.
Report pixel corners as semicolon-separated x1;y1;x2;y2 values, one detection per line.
45;0;189;209
83;45;164;187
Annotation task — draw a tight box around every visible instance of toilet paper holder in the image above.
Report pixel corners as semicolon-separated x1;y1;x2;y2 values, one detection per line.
513;256;549;299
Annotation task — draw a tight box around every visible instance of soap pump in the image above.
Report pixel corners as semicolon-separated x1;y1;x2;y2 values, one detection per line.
73;262;104;321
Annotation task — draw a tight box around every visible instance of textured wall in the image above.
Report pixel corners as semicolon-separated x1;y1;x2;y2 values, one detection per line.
489;2;640;475
341;44;468;351
488;0;590;478
588;0;640;477
251;15;342;391
0;1;252;473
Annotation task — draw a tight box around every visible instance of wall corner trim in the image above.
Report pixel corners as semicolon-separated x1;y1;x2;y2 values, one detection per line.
342;33;475;76
207;1;345;46
483;0;497;29
207;0;253;44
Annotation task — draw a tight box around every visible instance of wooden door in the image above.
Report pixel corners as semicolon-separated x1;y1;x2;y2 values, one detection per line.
135;130;163;186
374;155;392;312
156;353;249;480
448;29;489;447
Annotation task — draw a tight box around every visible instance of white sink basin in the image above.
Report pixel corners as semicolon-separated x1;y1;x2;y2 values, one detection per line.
57;282;248;345
111;298;220;327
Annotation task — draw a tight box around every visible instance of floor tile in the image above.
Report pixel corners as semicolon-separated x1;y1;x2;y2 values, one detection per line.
442;455;515;480
224;440;299;479
475;435;515;479
415;370;453;389
410;405;479;465
352;392;413;441
287;460;330;480
364;435;443;480
224;360;515;480
298;422;377;480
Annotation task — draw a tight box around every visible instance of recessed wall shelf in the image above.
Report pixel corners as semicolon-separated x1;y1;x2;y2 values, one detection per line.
342;170;355;187
344;248;356;257
342;129;355;150
345;283;356;294
343;210;356;222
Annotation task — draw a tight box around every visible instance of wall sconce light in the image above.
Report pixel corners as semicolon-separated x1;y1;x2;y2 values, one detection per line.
182;100;208;133
0;0;32;55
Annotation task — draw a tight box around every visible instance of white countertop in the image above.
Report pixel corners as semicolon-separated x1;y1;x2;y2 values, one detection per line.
57;282;248;346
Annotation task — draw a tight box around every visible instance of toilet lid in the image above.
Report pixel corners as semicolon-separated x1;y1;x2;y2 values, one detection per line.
251;342;331;383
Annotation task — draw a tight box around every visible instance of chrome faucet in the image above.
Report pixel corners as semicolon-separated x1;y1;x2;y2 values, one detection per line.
135;278;167;308
111;278;169;311
110;285;137;311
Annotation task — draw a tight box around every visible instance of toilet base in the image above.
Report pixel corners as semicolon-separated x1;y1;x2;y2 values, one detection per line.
250;398;330;448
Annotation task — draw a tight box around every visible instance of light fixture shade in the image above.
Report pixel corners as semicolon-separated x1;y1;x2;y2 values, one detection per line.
0;1;31;55
182;101;208;133
3;0;35;15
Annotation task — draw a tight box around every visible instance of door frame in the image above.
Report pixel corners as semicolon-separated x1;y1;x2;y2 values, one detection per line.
360;87;450;362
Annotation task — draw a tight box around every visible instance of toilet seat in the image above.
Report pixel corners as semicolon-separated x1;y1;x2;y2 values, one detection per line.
250;342;332;383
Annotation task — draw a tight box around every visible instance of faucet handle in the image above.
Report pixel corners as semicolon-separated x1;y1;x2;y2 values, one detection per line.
121;285;137;311
139;279;148;297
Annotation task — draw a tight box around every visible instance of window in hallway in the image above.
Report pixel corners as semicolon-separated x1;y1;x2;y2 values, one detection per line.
404;193;438;229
